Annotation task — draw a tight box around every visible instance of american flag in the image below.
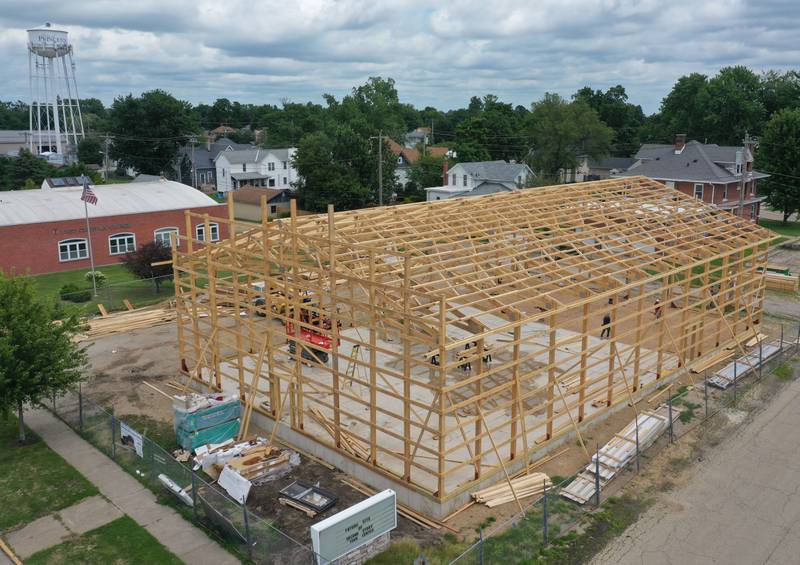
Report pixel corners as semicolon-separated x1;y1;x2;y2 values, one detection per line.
81;177;98;205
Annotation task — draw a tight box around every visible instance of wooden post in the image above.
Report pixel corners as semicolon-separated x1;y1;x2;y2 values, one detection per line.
369;249;377;465
402;252;412;481
578;298;589;421
328;205;342;448
546;312;556;439
437;296;447;498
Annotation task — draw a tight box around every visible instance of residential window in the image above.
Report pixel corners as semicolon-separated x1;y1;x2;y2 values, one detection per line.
199;173;205;184
269;178;276;187
195;223;220;242
268;162;275;171
397;157;403;164
283;177;287;185
282;161;287;170
665;181;675;189
109;232;135;255
270;205;277;214
736;163;743;175
58;238;88;262
451;174;456;185
722;185;728;200
693;183;704;200
463;174;468;187
243;163;247;172
154;227;179;248
222;169;225;177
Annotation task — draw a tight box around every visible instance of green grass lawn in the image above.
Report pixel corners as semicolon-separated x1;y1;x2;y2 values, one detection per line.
26;516;182;565
24;263;174;315
759;218;800;238
0;416;98;531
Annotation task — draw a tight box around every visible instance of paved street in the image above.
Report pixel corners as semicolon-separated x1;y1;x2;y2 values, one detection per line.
593;378;800;565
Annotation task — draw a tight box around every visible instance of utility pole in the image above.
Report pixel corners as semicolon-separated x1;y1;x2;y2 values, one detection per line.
738;132;751;219
103;135;111;180
370;131;384;206
189;135;197;188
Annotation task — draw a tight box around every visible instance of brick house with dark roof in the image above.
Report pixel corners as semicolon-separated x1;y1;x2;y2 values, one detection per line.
616;134;769;222
387;138;451;187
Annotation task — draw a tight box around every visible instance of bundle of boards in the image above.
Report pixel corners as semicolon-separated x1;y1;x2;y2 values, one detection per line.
471;472;552;507
78;306;176;340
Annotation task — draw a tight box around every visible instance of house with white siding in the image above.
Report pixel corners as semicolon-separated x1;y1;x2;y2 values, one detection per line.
425;161;534;201
214;147;298;194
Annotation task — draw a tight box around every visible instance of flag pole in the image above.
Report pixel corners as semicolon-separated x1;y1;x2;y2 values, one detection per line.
83;176;98;296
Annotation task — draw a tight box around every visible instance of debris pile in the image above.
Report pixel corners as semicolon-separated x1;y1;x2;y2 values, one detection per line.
194;438;299;503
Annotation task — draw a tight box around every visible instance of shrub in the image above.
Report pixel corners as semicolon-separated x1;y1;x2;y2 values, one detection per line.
85;270;107;287
59;283;92;303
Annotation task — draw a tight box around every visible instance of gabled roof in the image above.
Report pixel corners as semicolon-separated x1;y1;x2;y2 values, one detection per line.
0;180;219;227
215;147;295;165
453;161;532;182
620;141;767;184
180;137;253;169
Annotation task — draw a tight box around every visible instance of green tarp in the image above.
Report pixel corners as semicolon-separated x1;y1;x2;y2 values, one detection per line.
176;418;241;452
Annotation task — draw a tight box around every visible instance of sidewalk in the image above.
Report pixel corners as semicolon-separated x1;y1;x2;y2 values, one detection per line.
23;408;240;565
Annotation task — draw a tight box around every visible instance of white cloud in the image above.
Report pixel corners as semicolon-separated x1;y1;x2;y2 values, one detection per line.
0;0;797;113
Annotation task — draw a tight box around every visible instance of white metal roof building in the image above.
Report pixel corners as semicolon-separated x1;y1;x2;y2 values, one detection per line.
0;179;220;227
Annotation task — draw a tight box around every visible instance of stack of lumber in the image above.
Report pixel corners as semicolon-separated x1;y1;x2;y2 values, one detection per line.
308;407;370;460
562;408;668;505
471;472;552;508
78;306;175;340
709;340;781;389
765;271;798;292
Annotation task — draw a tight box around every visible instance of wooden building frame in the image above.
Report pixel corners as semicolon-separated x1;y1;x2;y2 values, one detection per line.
171;176;774;510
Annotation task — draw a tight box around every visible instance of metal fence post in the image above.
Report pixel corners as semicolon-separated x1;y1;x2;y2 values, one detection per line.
594;443;601;507
635;418;640;473
479;528;484;565
78;384;84;433
52;391;56;411
110;406;116;459
704;374;709;420
759;340;763;380
243;502;253;559
542;479;549;546
780;325;784;357
149;441;156;486
191;470;198;520
668;394;673;443
733;359;738;405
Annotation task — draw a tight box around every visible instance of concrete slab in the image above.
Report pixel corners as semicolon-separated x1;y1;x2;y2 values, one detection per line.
5;514;70;559
144;512;217;557
58;495;123;535
180;541;239;565
112;489;161;527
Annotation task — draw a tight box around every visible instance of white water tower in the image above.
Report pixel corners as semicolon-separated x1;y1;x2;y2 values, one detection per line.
27;23;84;159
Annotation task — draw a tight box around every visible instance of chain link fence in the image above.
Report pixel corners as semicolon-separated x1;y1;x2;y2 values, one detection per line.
50;390;319;564
448;324;800;564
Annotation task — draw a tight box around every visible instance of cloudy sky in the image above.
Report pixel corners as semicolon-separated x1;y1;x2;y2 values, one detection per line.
0;0;798;115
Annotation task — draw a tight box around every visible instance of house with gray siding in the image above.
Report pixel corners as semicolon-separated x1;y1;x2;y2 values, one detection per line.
425;160;534;201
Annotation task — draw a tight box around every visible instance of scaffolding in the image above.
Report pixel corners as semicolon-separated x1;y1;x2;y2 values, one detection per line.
171;176;775;508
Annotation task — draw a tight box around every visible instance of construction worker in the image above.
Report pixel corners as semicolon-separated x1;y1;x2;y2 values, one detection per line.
600;313;611;339
654;298;662;319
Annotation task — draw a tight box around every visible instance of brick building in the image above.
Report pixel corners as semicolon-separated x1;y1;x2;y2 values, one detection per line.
616;135;769;221
0;179;227;275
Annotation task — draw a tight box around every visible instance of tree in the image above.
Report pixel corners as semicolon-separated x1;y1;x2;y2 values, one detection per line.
0;274;87;442
0;148;56;191
756;108;800;222
77;136;103;165
527;93;613;176
649;73;709;142
108;90;198;174
760;70;800;117
122;242;173;292
293;129;372;212
406;152;447;201
573;85;645;155
700;66;765;145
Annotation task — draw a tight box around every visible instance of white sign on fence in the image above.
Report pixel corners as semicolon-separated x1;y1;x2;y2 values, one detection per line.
310;489;396;564
119;422;144;458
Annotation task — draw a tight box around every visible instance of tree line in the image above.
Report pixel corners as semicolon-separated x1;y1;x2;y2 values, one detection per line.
1;67;799;216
